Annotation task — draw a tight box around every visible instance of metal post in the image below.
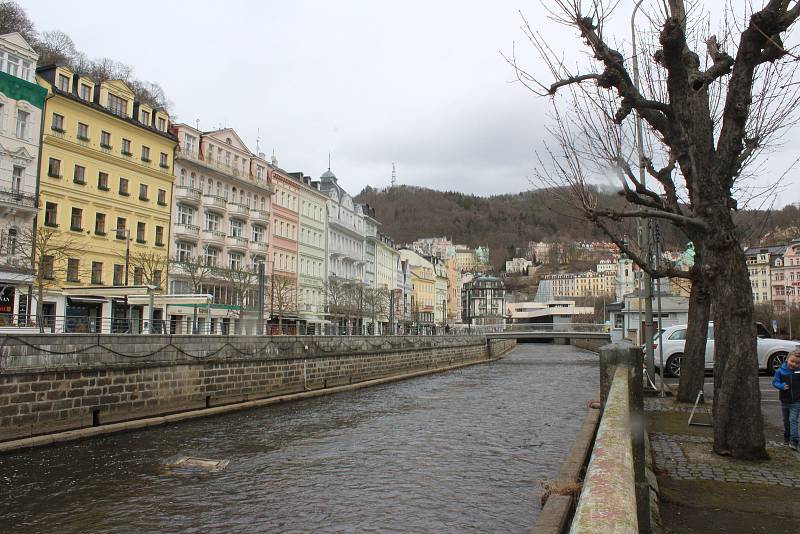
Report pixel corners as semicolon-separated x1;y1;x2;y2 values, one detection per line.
257;262;265;335
631;0;655;378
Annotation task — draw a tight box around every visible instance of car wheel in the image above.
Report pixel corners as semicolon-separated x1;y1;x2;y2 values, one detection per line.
665;353;683;378
767;352;788;373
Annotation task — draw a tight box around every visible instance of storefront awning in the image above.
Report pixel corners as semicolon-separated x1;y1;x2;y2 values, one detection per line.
62;285;155;299
67;296;107;305
128;293;212;307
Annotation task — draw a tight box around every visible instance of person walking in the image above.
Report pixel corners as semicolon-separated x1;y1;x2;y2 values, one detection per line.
772;350;800;451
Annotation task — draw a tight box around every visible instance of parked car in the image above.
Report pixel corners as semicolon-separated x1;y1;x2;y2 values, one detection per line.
652;322;800;377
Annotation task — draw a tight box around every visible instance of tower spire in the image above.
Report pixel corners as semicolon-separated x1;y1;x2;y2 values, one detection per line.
328;152;331;171
255;128;261;154
391;162;397;187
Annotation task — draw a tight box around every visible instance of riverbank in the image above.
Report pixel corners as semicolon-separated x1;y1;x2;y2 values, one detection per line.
646;395;800;533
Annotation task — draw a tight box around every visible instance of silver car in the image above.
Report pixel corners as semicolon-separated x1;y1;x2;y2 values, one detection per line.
652;322;800;377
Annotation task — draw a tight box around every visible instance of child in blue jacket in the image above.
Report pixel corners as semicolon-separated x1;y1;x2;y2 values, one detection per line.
772;350;800;450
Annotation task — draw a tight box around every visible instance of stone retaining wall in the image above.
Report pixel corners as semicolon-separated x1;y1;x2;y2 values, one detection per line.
0;335;515;442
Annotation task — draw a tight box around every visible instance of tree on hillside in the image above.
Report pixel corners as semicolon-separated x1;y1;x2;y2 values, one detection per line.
509;0;800;459
0;1;35;43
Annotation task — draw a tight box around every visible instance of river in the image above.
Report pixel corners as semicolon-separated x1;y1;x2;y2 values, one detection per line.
1;343;598;533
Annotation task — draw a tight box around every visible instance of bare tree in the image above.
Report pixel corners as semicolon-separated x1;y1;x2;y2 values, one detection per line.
126;250;168;290
508;0;800;459
36;30;79;65
217;266;256;335
17;227;88;331
0;1;36;43
363;287;390;334
325;278;353;333
270;273;297;333
171;253;214;333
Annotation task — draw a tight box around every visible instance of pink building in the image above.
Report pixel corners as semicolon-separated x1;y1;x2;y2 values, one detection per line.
773;238;800;312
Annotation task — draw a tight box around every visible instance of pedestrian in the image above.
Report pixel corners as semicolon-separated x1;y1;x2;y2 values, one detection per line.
772;350;800;450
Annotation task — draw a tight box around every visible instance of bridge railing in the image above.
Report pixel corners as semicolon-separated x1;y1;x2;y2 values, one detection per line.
467;323;607;334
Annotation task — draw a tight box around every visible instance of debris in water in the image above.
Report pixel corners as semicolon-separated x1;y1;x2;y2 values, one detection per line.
167;456;230;473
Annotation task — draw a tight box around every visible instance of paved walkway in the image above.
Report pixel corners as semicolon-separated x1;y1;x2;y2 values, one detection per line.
645;382;800;533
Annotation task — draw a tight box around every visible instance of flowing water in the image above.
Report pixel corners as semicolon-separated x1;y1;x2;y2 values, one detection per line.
1;344;598;533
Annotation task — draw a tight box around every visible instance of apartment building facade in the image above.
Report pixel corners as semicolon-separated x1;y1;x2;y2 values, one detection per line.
35;65;176;331
297;174;327;331
0;32;45;323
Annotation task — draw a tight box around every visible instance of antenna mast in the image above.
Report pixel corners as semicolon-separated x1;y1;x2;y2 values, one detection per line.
391;162;396;187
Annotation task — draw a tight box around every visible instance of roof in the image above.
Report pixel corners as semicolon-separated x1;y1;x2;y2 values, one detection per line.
320;169;337;180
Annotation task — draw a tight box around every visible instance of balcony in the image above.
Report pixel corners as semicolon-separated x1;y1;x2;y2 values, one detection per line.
0;186;37;215
201;229;226;246
203;194;227;212
250;240;269;253
175;186;202;205
250;208;270;223
174;223;200;241
229;202;250;217
226;235;249;250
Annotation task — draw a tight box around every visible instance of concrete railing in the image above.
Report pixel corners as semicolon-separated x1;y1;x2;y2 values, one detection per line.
569;366;637;533
567;342;649;534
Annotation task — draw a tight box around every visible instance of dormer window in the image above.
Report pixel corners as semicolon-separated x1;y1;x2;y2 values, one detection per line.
57;73;70;92
157;117;166;131
140;110;150;125
108;93;127;117
79;84;91;101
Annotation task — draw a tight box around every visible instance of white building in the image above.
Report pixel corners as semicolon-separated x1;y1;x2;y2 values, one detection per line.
0;33;45;324
505;257;532;274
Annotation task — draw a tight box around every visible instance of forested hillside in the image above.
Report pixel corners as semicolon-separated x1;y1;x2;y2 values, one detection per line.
355;185;800;269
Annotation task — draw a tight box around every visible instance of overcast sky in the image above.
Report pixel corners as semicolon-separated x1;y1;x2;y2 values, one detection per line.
23;0;800;205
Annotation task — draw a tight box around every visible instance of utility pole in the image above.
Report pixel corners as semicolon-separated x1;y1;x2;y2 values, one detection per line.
632;0;655;377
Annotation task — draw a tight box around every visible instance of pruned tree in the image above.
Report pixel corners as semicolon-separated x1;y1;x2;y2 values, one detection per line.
126;250;168;290
217;265;256;335
507;0;800;459
171;253;214;333
17;227;88;332
270;273;297;332
363;287;391;334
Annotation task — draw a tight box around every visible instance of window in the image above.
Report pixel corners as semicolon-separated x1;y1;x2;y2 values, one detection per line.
157;189;167;206
136;222;146;243
70;207;83;231
44;202;58;227
51;113;65;132
113;264;125;285
204;247;219;267
121;138;132;155
67;258;80;282
133;267;143;285
205;212;221;232
229;252;243;270
11;166;23;193
100;130;111;148
16;110;29;139
77;122;89;140
229;219;243;238
184;134;196;154
159;152;169;168
141;146;150;162
116;217;127;239
177;205;194;225
119;177;129;196
98;172;109;190
108;93;127;116
139;183;149;201
140;110;150;125
155;226;164;246
95;213;106;235
57;73;70;91
157;117;166;131
91;261;103;284
42;255;54;279
73;165;85;184
153;270;162;289
252;225;264;243
176;242;193;263
80;84;91;100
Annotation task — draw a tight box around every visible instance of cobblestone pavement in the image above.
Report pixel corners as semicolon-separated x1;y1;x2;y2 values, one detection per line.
650;432;800;488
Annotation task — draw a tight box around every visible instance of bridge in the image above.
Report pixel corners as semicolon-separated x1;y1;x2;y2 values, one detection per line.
471;323;611;343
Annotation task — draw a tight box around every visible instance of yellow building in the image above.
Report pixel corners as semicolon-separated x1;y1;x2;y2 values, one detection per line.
34;65;176;332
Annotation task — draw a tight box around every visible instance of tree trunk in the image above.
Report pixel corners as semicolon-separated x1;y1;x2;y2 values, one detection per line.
676;266;710;403
709;221;767;460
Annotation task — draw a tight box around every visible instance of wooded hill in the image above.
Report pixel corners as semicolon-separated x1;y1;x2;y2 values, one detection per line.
354;185;800;270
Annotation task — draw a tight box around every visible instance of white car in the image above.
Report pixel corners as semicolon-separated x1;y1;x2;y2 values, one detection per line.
652;323;800;377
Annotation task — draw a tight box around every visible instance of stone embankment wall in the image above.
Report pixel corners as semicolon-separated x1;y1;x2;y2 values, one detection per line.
0;335;514;442
570;337;609;353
